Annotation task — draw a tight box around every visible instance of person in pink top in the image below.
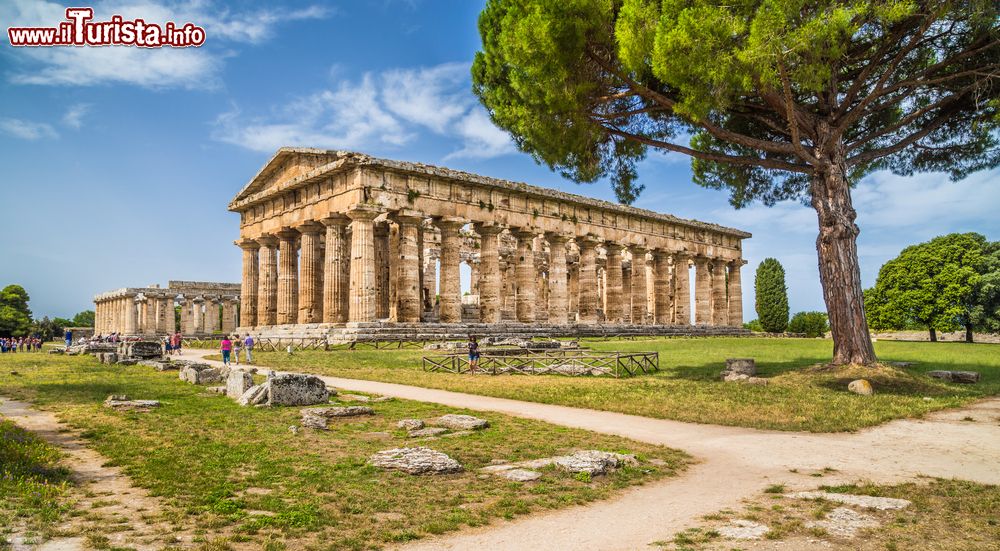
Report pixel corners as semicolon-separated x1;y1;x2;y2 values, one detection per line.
220;336;232;366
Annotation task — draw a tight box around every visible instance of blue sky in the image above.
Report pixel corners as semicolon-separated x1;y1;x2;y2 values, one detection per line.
1;0;997;321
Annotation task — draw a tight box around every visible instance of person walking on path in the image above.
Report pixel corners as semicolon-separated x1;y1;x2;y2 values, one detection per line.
467;335;480;374
172;332;182;356
220;336;232;367
243;334;254;364
232;337;242;366
64;329;73;348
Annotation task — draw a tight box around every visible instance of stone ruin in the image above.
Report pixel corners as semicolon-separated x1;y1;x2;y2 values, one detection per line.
237;373;330;407
481;450;638;481
368;447;464;475
720;358;768;385
179;363;223;385
300;406;374;430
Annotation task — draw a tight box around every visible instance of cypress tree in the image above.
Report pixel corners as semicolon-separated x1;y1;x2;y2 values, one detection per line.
755;259;789;333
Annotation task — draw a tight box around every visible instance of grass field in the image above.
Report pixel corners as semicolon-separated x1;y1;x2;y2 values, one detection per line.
0;353;688;550
0;419;71;546
234;337;1000;432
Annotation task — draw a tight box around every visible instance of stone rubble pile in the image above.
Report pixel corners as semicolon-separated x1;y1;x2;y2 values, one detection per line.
238;373;330;407
368;447;463;475
716;519;770;540
429;414;490;431
396;414;490;438
179;363;223;385
927;370;981;384
300;406;374;430
784;491;911;510
481;450;637;481
806;507;879;537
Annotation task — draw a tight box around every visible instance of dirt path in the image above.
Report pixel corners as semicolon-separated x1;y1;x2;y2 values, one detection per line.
0;397;198;551
184;350;1000;550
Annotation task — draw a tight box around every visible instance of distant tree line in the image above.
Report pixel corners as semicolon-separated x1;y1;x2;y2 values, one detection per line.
865;233;1000;342
0;284;94;339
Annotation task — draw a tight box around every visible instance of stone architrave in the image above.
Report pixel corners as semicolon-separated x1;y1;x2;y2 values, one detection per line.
475;223;503;323
694;256;712;325
674;253;691;325
436;217;465;323
712;259;729;326
546;233;569;324
513;228;536;323
630;246;648;324
256;235;279;326
321;215;350;323
652;249;673;324
297;221;324;324
347;206;382;322
576;236;599;324
276;228;300;325
604;243;624;323
237;239;259;327
728;260;745;327
394;210;424;323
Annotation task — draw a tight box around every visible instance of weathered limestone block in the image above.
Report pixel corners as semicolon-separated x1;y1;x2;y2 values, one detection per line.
551;450;637;475
104;395;161;412
119;340;163;359
717;519;770;540
498;469;543;482
267;374;330;406
848;379;874;395
368;447;464;475
239;384;268;406
48;348;65;355
724;358;756;376
786;491;911;510
397;419;425;431
806;507;879;538
179;364;222;385
429;414;489;431
927;370;980;384
300;406;375;430
226;370;255;399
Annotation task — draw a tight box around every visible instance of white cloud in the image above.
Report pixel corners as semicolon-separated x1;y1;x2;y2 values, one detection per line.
0;0;330;90
0;117;59;140
214;61;517;161
62;103;91;129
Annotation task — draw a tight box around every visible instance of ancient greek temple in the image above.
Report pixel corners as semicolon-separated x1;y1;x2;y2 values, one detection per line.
94;281;240;336
230;149;750;340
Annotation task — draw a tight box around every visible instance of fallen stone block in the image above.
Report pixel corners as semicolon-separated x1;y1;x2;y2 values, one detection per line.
239;384;268;406
724;358;756;376
368;447;463;475
116;359;139;366
717;519;770;540
927;370;980;384
226;370;255;399
785;491;911;511
848;379;874;395
397;419;424;431
267;374;329;406
179;364;222;385
48;348;65;355
551;450;637;475
498;469;542;482
119;340;163;359
103;395;161;412
806;507;879;537
429;414;489;431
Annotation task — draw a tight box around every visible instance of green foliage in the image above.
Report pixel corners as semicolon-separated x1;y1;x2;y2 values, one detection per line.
865;233;986;334
755;258;789;332
0;284;33;337
0;419;71;533
967;240;1000;333
744;319;764;332
788;311;829;337
32;316;62;341
473;0;999;205
72;310;95;327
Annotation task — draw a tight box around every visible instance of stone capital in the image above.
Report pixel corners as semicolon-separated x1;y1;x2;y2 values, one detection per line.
511;227;538;240
604;241;624;254
730;258;748;268
235;238;260;251
712;257;729;268
296;220;324;235
473;221;504;237
320;213;351;227
256;234;279;248
391;208;425;226
434;216;466;232
576;234;600;249
346;204;383;222
275;227;300;241
544;232;570;245
191;295;205;304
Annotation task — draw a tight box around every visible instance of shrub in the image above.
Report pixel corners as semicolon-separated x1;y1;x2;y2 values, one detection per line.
788;311;829;337
743;319;763;332
754;258;789;332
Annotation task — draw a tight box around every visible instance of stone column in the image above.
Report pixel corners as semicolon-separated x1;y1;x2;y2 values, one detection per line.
178;298;189;335
712;259;729;326
297;222;324;324
394;211;423;323
207;296;223;334
123;295;138;335
546;233;569;324
475;223;503;323
437;217;465;323
604;242;624;323
221;298;238;333
143;296;157;335
577;236;599;324
156;297;171;333
653;250;672;324
276;228;300;325
374;222;390;319
513;228;536;323
621;263;632;323
192;296;205;334
630;246;648;324
348;206;381;322
257;235;279;326
423;249;438;316
568;261;580;320
728;260;745;327
674;254;690;325
237;239;259;327
694;256;712;325
321;215;350;323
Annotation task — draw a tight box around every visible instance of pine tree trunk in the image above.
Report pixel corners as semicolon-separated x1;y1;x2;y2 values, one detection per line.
810;143;878;366
965;324;974;343
929;327;937;342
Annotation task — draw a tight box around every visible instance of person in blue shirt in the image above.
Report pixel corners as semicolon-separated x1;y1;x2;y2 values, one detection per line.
64;329;73;348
